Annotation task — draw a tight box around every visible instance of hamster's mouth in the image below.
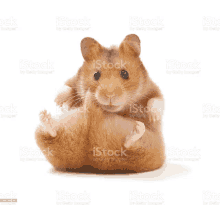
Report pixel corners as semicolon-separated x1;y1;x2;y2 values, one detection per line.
101;104;123;112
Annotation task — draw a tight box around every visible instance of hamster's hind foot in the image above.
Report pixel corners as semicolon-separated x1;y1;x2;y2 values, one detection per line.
40;110;58;137
124;121;146;148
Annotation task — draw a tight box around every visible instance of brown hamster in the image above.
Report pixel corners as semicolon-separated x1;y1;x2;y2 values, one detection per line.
35;34;165;173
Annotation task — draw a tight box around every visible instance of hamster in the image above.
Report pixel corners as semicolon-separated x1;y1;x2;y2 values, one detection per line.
35;34;165;173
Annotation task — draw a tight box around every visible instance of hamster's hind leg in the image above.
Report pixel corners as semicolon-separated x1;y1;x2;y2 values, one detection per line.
35;108;89;170
89;113;165;172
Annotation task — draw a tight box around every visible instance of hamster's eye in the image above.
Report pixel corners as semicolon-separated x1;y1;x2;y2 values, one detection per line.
120;70;129;80
94;71;101;81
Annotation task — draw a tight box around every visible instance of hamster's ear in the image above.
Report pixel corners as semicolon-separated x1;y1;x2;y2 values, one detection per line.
119;34;141;57
81;37;104;61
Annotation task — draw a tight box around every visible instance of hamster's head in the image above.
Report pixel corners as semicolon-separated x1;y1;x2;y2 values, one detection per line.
79;34;147;113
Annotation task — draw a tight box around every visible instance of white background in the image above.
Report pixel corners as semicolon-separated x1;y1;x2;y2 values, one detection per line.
0;0;220;204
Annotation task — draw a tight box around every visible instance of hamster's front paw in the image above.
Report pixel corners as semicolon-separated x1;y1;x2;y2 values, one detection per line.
147;98;164;122
124;121;145;148
40;110;58;137
61;103;70;113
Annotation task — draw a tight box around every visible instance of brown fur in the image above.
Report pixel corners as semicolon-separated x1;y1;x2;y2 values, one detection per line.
35;34;165;173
